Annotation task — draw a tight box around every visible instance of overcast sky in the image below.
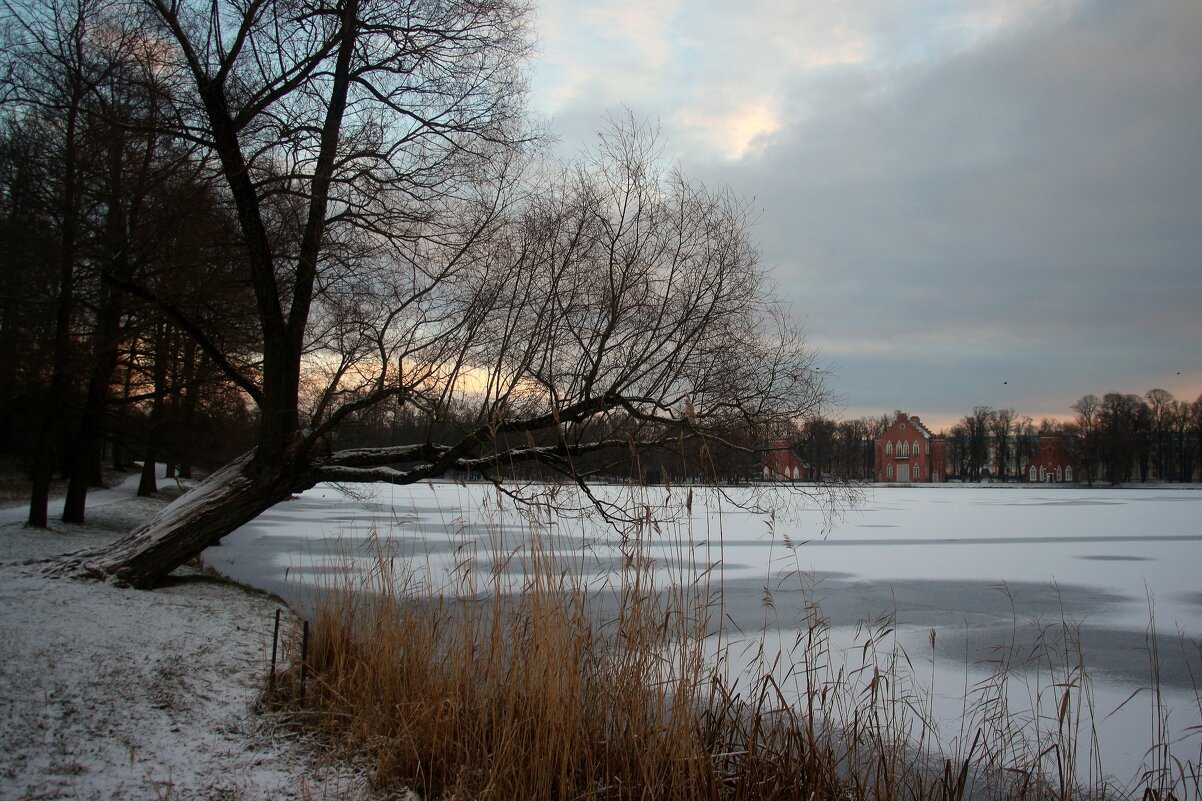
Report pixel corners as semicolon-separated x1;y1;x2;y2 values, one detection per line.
526;0;1201;430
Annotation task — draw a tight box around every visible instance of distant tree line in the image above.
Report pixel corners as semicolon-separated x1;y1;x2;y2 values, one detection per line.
942;392;1202;486
782;414;889;481
1068;391;1202;486
785;390;1201;485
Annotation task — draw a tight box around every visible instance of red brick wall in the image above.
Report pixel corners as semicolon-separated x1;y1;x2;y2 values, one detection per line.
875;412;945;482
1027;435;1076;482
763;440;811;481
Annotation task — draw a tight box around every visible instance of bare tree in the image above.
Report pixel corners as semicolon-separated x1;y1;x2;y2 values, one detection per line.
1145;388;1173;481
1071;394;1101;486
3;0;124;526
1097;392;1147;485
990;407;1014;482
4;0;248;523
1190;395;1202;482
46;0;827;589
961;406;994;482
1012;414;1037;478
0;118;54;458
1166;397;1196;482
63;35;192;521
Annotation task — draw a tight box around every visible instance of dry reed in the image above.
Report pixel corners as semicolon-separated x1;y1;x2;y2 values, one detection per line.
267;501;1200;801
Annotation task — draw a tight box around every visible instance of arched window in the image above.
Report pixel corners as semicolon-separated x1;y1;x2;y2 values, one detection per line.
1029;465;1037;481
886;442;893;456
914;440;921;457
900;441;909;457
926;440;930;455
1065;466;1073;482
1056;466;1063;482
886;463;893;479
913;464;921;479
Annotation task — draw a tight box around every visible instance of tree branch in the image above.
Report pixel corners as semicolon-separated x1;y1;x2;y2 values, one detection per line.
101;270;264;406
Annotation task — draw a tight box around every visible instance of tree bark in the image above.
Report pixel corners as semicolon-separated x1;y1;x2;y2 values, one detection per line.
64;123;134;523
63;294;123;519
138;323;171;497
29;92;82;528
51;450;316;588
138;455;158;497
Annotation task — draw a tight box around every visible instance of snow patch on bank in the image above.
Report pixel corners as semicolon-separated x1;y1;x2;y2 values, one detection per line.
0;505;368;800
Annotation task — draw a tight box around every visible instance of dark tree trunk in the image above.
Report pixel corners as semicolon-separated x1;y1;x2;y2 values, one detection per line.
138;456;158;496
64;128;132;523
28;453;53;529
89;449;105;486
52;450;316;587
63;419;98;523
28;92;82;528
64;310;122;520
29;204;78;525
138;324;170;497
0;246;20;456
176;340;199;479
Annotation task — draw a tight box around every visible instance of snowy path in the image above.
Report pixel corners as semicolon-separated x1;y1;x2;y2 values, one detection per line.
0;466;171;527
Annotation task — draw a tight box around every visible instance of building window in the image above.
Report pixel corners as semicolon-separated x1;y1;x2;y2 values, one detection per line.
886;464;893;479
1066;466;1073;482
926;440;930;455
914;440;920;456
1056;466;1063;482
914;464;921;479
1029;465;1037;481
886;442;892;456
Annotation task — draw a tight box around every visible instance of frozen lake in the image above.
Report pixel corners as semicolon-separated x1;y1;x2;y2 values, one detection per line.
205;481;1202;789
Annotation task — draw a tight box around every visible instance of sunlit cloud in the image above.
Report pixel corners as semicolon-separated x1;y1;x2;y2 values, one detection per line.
530;0;1082;162
674;98;783;160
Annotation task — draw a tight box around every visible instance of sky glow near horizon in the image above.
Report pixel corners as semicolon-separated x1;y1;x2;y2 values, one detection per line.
527;0;1202;431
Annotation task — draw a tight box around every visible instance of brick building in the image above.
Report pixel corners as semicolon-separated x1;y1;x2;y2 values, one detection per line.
762;440;814;481
876;412;947;483
1026;435;1076;482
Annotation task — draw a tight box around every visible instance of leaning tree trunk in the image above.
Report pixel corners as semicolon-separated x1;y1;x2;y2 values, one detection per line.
50;450;316;588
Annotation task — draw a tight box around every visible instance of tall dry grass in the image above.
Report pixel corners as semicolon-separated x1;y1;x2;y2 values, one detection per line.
268;500;1200;801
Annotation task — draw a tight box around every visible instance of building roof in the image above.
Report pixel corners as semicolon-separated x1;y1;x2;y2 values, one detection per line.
890;412;934;440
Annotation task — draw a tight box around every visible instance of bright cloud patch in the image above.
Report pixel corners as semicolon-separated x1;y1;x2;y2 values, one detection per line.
675;99;783;160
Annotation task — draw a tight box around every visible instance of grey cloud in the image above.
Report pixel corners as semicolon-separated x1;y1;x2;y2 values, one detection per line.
699;0;1202;421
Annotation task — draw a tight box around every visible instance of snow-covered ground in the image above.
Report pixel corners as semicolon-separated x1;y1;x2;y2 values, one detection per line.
0;471;369;801
205;479;1202;790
